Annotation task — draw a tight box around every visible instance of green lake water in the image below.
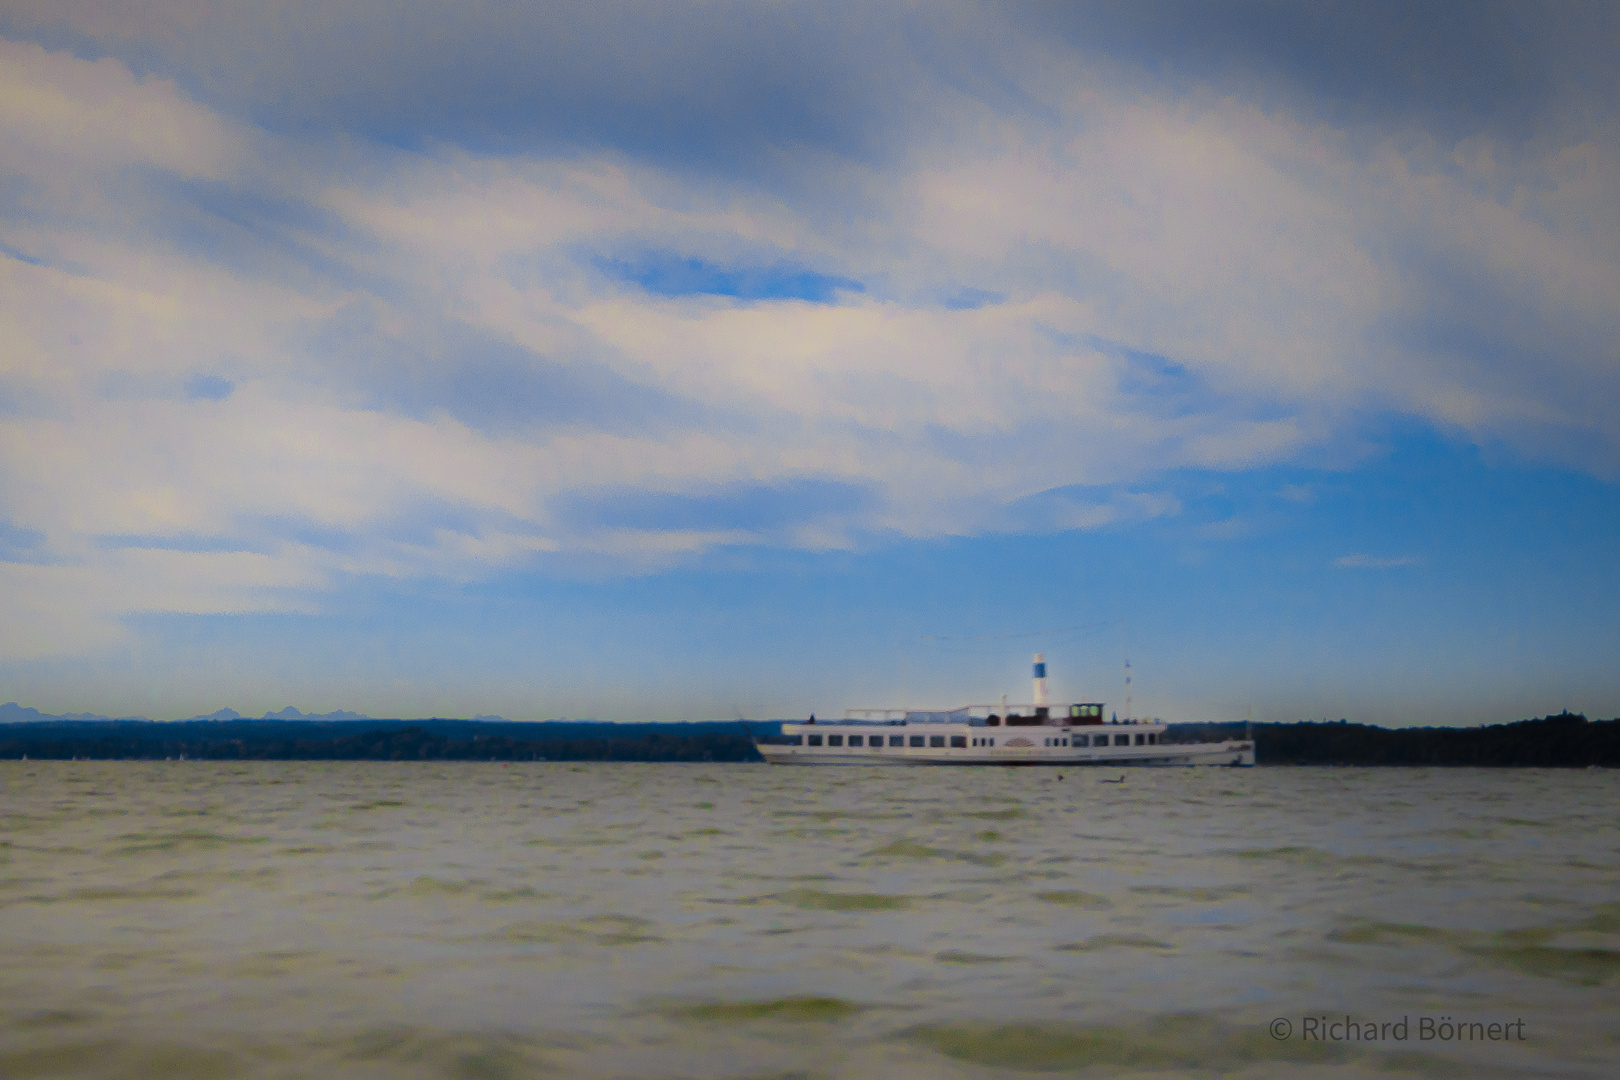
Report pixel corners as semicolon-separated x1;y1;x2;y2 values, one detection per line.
2;761;1615;1078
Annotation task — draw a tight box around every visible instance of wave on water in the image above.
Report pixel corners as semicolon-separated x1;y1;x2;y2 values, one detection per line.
901;1015;1348;1071
658;996;871;1023
771;888;914;912
1130;884;1251;902
487;915;663;946
1330;913;1620;986
0;1039;243;1080
108;831;270;856
934;949;1020;964
858;838;1007;866
1032;889;1112;908
1053;934;1173;952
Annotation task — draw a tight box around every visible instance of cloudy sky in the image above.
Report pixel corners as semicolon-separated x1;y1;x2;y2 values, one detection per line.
1;1;1616;724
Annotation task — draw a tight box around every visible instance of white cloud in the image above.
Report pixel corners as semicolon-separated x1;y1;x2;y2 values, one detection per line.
1333;554;1421;569
0;548;324;660
1278;483;1316;504
1;31;1616;658
0;38;245;180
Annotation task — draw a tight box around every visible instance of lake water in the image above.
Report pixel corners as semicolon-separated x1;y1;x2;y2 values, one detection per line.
2;762;1615;1079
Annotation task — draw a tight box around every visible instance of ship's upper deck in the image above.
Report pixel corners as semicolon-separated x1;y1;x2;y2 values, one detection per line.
796;703;1162;729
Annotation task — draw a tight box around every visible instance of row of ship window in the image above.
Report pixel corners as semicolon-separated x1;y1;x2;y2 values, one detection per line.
784;732;1160;748
1030;733;1159;747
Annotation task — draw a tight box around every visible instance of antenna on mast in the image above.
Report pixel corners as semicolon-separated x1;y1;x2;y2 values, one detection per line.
1122;622;1132;722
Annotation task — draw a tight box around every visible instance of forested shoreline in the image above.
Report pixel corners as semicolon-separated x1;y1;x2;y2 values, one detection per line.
1169;713;1617;767
0;719;770;763
0;713;1613;766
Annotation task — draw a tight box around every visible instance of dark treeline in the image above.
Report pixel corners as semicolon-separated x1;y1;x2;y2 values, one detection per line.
4;713;1615;766
1166;713;1618;767
0;719;775;763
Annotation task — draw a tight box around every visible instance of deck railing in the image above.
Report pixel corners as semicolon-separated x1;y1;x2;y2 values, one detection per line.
838;704;1133;724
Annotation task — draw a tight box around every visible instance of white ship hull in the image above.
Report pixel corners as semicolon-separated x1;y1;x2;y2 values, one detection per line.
758;722;1254;767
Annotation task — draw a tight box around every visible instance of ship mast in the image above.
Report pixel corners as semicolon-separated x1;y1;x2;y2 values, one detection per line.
1122;623;1132;722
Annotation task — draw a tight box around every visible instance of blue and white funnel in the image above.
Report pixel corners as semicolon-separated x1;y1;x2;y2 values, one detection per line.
1032;653;1049;707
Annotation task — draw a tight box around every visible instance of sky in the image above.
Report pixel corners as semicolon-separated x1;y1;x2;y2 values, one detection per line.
1;1;1616;725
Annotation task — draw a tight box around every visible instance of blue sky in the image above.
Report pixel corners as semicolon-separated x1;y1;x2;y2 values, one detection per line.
0;2;1616;724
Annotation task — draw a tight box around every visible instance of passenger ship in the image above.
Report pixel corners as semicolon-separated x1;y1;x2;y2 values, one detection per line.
756;655;1255;767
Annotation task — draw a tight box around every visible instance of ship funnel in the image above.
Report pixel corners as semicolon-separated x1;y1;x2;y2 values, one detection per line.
1032;653;1049;707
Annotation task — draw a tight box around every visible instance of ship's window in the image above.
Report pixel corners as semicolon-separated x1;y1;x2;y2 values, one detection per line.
986;715;1000;726
1134;733;1145;746
828;735;844;746
890;735;904;747
929;735;946;748
950;736;966;748
909;735;925;747
1061;739;1069;747
848;735;863;747
807;734;823;746
1114;734;1129;746
1148;733;1157;745
989;738;995;746
785;735;803;746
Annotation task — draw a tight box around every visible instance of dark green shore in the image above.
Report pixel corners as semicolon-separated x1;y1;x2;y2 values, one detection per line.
1;713;1615;766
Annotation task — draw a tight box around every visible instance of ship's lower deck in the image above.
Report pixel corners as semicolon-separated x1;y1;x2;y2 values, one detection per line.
757;726;1253;767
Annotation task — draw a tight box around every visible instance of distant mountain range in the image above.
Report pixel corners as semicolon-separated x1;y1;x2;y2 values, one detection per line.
0;703;509;723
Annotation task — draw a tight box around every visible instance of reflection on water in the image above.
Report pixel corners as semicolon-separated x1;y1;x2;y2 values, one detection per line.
1;762;1615;1078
